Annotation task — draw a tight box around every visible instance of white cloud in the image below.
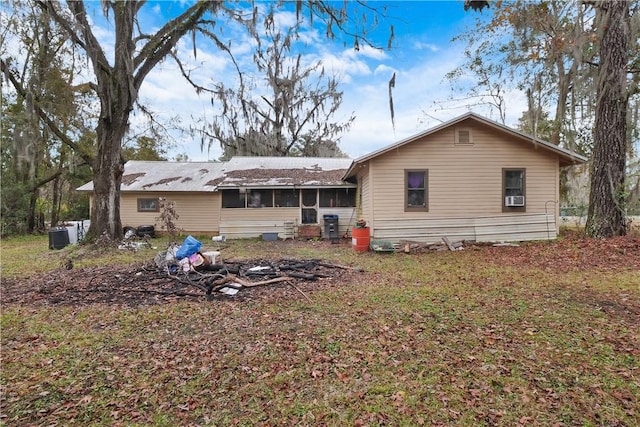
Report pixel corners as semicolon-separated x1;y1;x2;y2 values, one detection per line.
308;55;364;85
334;47;467;157
413;41;440;52
270;10;299;29
344;44;388;61
295;27;322;46
373;64;397;76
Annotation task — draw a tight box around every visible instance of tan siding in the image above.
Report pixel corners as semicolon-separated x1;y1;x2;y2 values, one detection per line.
364;120;561;241
120;192;355;239
220;208;299;238
219;207;357;239
369;122;559;217
121;192;220;233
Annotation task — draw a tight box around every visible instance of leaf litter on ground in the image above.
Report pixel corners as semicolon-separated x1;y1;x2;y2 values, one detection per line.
1;231;638;426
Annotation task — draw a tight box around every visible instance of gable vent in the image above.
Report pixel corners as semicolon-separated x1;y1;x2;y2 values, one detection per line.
456;129;472;144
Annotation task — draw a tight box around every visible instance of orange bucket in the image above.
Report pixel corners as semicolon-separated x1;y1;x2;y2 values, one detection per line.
351;227;370;252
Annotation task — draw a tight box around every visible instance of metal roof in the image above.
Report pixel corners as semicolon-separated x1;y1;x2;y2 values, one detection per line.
76;157;355;192
217;157;353;188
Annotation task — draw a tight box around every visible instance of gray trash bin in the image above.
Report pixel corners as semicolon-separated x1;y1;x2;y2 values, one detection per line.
323;214;339;241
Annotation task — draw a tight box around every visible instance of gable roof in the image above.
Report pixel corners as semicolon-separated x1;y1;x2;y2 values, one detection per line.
343;112;588;179
76;157;354;192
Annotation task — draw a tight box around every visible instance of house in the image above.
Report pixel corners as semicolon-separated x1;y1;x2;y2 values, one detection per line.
77;157;357;239
77;113;587;243
342;112;588;243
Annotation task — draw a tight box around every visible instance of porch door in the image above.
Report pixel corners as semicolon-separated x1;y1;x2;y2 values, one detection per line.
301;189;318;224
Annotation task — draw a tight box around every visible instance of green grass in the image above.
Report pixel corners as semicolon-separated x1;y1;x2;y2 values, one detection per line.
0;234;168;278
1;235;639;426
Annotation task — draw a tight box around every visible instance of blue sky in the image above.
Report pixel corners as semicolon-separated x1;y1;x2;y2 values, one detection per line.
107;1;519;161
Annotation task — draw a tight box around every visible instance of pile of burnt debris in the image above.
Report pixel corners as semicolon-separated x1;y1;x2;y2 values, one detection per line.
156;254;360;302
152;235;360;301
1;255;360;307
1;235;362;307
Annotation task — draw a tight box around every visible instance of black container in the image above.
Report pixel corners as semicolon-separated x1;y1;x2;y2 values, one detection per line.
323;214;339;240
137;225;156;237
49;227;70;250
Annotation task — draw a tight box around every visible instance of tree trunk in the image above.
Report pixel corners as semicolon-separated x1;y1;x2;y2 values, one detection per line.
50;175;61;227
586;0;629;238
27;191;38;232
551;61;569;146
88;117;127;240
83;2;136;241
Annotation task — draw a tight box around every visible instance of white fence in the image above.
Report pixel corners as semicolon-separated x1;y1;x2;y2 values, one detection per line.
560;215;640;229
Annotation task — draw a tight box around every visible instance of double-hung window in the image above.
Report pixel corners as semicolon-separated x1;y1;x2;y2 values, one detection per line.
405;170;428;212
503;168;526;211
137;198;159;212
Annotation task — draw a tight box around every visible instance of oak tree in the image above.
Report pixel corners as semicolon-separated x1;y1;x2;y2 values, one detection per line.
2;1;384;239
207;17;352;159
585;0;632;237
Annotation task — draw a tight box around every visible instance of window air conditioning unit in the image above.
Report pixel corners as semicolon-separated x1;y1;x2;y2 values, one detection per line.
505;195;525;207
